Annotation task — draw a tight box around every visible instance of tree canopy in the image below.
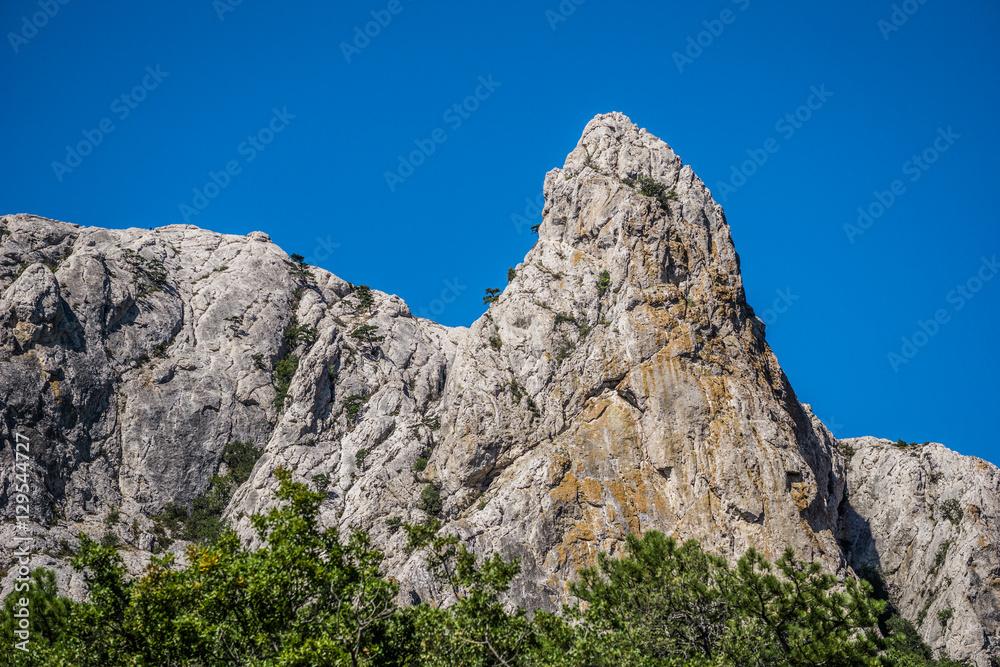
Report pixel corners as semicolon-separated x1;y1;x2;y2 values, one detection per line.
1;472;973;666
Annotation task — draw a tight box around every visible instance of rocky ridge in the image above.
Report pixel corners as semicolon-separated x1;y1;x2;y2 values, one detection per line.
0;112;996;665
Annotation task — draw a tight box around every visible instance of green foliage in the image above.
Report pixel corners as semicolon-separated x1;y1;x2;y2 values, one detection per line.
526;395;541;418
412;457;428;473
251;352;266;370
4;487;978;667
555;336;575;362
530;223;540;235
483;287;501;305
0;568;76;658
597;269;611;296
154;441;262;546
155;502;188;533
356;448;369;467
0;470;400;666
567;532;886;666
221;440;262;484
937;608;954;626
122;248;168;298
401;523;538;666
882;614;975;666
928;540;952;578
507;267;517;282
289;255;313;277
344;393;369;422
352;284;376;313
635;174;675;209
351;324;385;354
489;334;502;350
940;499;963;525
152;343;168;358
311;472;331;493
273;353;299;409
554;312;576;325
282;315;318;347
418;483;443;516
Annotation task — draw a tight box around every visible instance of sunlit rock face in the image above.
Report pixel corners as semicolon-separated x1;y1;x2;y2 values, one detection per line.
1;112;996;665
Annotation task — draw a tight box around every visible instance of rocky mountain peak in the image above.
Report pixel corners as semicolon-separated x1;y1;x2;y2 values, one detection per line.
1;114;997;665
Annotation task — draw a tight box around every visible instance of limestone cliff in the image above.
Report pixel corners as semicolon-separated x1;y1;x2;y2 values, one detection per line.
0;113;996;665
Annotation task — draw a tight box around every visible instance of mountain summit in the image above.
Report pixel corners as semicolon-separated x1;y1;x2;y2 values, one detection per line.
1;112;997;665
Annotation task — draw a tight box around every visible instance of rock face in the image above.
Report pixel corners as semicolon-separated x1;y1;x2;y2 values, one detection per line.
0;112;996;665
842;437;1000;664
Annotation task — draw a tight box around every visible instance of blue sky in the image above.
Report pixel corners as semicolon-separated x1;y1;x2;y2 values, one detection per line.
2;0;998;466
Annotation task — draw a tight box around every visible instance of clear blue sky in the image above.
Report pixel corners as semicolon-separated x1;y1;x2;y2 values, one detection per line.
2;1;997;465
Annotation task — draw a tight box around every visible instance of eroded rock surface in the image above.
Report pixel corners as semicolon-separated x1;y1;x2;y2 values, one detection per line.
1;112;996;665
842;437;1000;664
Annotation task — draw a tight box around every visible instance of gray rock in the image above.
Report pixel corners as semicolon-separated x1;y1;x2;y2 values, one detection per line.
842;436;1000;665
0;112;995;665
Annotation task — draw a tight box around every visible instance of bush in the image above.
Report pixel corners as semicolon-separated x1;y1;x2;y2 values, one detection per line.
344;394;368;422
3;483;974;667
273;354;299;410
597;269;611;296
941;499;963;525
221;440;262;484
282;316;318;347
412;457;428;473
418;483;442;516
311;473;331;493
507;267;516;282
153;441;262;546
352;284;375;313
